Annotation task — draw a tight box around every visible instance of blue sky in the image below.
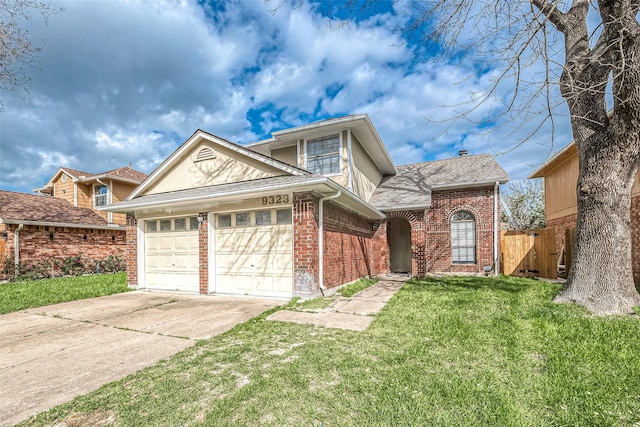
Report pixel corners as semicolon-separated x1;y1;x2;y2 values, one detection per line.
0;0;572;193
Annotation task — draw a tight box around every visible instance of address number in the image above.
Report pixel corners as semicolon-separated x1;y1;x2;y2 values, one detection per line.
262;195;289;205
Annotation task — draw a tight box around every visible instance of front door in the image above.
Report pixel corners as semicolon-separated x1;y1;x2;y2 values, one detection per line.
388;217;412;273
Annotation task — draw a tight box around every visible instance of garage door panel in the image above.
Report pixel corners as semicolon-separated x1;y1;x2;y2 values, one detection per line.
144;220;199;293
215;230;235;246
157;236;174;251
217;274;253;292
215;213;292;297
216;253;253;272
174;253;197;269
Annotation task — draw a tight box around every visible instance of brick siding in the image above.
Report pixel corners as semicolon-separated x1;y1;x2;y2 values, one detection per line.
198;213;209;294
424;186;497;273
292;192;320;297
126;215;138;287
323;201;376;289
1;223;125;271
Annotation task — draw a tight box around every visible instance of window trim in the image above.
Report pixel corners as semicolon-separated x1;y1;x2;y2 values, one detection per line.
93;184;109;208
451;211;476;264
304;134;342;176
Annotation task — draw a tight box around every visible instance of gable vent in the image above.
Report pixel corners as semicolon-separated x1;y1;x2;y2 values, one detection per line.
195;147;216;162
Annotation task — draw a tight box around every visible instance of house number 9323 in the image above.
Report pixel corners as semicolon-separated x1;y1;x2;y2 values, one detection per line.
262;195;289;205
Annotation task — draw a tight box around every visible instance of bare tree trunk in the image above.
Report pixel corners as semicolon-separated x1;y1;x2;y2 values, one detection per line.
555;128;640;314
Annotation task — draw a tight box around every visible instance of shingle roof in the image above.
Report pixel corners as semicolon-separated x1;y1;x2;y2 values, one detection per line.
367;168;432;211
0;190;110;226
59;167;94;179
405;154;509;188
369;154;509;210
98;166;147;182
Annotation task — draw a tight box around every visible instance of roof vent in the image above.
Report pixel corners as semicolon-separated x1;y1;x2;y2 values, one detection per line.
458;150;468;157
195;147;216;162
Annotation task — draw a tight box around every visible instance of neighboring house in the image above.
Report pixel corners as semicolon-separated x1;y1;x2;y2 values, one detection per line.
34;165;147;225
529;142;640;280
105;115;509;298
0;190;125;271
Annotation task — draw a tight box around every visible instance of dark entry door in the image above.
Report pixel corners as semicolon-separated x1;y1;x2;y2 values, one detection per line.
388;217;412;273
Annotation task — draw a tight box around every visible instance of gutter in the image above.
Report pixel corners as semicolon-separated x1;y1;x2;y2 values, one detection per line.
14;223;24;277
318;190;341;296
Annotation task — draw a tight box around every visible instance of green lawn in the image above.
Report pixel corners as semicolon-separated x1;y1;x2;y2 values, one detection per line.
0;272;129;314
20;275;640;426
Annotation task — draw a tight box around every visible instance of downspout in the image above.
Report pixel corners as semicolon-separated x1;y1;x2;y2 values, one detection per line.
494;182;500;276
318;191;341;296
14;223;24;277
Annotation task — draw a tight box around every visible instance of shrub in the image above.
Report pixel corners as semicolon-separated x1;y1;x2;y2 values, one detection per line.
0;254;126;282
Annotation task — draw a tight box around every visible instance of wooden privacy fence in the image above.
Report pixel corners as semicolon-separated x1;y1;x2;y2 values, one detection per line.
501;228;557;279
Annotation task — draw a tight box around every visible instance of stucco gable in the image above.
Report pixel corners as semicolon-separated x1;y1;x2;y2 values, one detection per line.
132;130;309;198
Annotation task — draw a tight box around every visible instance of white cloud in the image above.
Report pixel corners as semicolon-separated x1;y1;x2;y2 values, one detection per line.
0;0;574;193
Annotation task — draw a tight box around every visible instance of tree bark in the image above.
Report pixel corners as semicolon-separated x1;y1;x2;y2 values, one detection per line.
555;127;640;314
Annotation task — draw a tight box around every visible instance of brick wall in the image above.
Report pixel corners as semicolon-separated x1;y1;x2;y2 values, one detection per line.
293;192;320;297
425;186;497;273
371;221;389;276
126;215;138;287
292;192;377;296
1;223;125;271
323;201;375;289
198;213;208;294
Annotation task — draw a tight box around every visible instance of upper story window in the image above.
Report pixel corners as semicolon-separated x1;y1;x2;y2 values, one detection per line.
94;185;108;207
307;134;340;175
451;211;476;264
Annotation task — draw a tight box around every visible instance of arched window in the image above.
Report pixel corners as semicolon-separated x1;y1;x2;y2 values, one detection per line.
451;211;475;264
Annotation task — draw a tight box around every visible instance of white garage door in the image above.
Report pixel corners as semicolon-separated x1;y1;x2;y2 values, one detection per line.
215;208;292;297
145;216;199;292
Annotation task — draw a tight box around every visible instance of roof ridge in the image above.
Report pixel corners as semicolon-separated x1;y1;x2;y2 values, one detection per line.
397;153;492;168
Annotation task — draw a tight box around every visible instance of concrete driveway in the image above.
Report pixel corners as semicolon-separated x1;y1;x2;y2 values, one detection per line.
0;291;281;426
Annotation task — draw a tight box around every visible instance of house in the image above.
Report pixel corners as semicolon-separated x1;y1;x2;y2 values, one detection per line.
34;165;147;225
529;141;640;280
0;190;126;273
105;115;509;298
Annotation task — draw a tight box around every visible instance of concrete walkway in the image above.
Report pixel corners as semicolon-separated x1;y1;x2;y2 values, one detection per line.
0;292;280;427
267;277;406;331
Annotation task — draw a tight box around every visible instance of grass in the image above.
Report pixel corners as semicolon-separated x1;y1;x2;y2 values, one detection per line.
338;276;377;297
19;275;640;426
291;277;379;311
0;272;129;314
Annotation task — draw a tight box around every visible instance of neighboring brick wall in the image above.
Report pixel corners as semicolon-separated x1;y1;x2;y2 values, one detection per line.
126;215;138;287
425;186;497;273
1;223;125;270
198;213;208;294
323;201;375;289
